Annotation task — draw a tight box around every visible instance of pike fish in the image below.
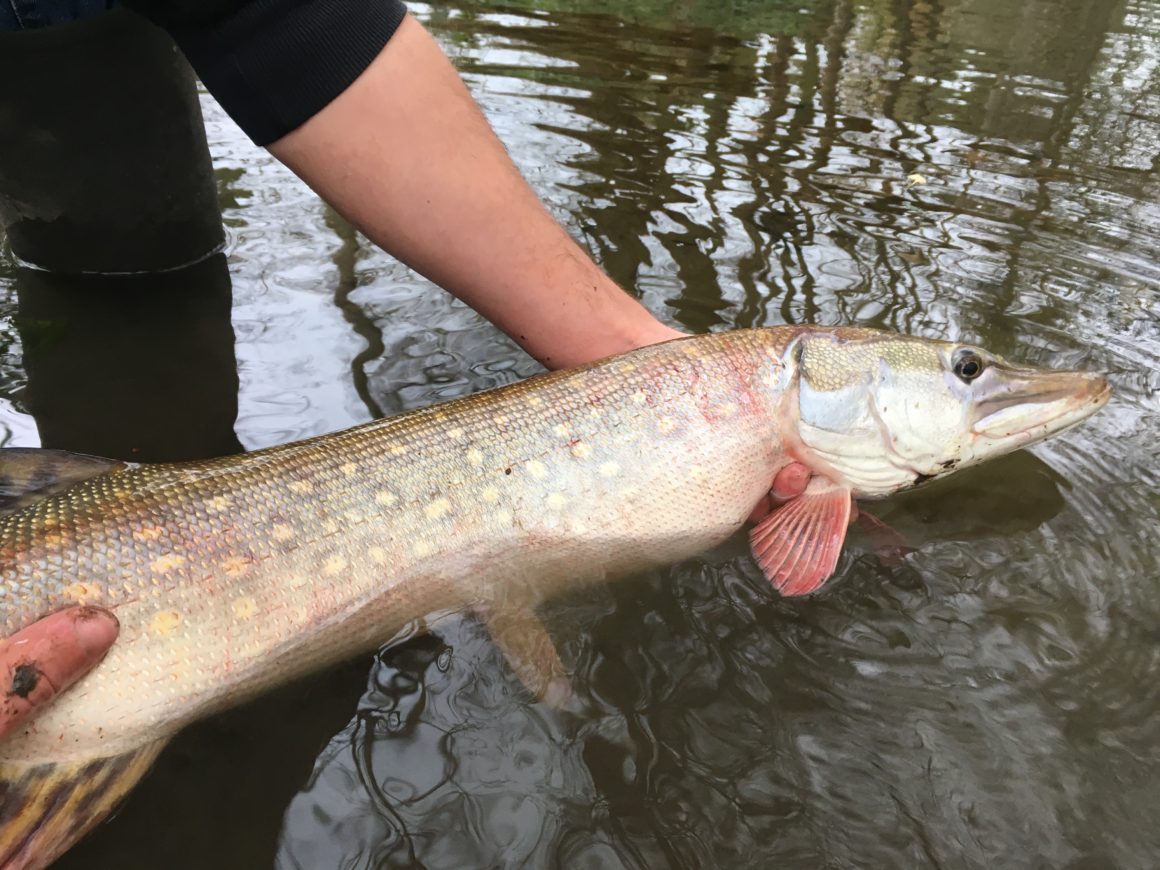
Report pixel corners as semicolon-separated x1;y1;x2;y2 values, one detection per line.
0;327;1109;868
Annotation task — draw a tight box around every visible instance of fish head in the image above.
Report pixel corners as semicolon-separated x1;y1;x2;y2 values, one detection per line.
785;328;1111;498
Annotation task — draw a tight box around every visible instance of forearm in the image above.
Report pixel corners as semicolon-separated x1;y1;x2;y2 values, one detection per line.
268;14;680;369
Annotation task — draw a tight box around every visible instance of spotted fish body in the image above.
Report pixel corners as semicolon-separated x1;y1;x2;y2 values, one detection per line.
0;327;1109;868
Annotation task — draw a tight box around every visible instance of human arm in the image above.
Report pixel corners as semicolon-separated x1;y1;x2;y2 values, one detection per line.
265;14;682;369
122;1;679;367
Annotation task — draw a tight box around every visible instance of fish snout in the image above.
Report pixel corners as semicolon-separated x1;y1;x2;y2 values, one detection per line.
970;367;1111;441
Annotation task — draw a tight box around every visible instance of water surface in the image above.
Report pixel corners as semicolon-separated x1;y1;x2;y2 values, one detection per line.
1;0;1157;867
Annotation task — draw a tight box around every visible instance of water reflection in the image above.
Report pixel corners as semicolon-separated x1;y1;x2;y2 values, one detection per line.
281;616;665;869
13;255;242;461
2;0;1157;867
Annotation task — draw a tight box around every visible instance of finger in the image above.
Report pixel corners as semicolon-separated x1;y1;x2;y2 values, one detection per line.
770;463;811;502
747;463;815;524
0;607;119;739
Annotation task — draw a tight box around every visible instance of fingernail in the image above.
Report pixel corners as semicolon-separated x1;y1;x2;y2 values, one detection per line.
71;608;120;657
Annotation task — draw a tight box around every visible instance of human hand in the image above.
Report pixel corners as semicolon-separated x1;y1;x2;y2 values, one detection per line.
0;607;119;740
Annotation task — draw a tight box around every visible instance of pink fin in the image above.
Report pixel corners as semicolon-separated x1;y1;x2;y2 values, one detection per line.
749;478;852;596
855;509;912;561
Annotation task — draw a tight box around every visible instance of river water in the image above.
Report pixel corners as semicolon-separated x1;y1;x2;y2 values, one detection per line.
2;0;1158;867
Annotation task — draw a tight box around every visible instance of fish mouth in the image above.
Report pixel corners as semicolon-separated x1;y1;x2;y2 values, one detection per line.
971;368;1111;444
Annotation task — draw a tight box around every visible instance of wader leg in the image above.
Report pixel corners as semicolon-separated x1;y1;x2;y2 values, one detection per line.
14;254;244;461
0;7;224;274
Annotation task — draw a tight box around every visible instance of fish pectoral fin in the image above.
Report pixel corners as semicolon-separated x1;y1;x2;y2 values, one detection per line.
749;477;853;597
478;604;573;709
0;738;167;870
853;508;913;561
0;448;129;517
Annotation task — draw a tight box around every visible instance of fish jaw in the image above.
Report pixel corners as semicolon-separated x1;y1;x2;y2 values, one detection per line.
968;366;1111;454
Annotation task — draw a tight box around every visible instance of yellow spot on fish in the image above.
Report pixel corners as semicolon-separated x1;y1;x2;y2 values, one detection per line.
320;518;341;536
447;427;465;440
425;497;451;520
588;408;602;419
368;546;386;564
600;461;620;477
375;490;398;507
289;480;314;495
223;556;252;577
554;424;569;438
150;553;186;574
340;462;358;477
689;465;708;480
632;391;647;404
413;540;433;558
323;554;348;576
571;442;592;459
547;492;567;509
527;395;544;408
716;402;737;417
134;525;165;542
495;509;513;525
481;486;501;503
206;495;232;513
493;414;510;426
62;581;101;602
271;523;295;542
466;448;484;466
434;411;447;422
233;597;258;619
345;509;364;524
657;417;676;434
151;610;182;637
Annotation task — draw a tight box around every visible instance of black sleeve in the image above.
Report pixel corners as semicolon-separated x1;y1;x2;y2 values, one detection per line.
124;0;408;145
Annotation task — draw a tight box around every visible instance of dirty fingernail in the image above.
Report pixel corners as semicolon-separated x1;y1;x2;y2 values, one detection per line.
71;608;120;657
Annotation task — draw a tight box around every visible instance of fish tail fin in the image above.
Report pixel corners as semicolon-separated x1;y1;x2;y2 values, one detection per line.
0;740;167;870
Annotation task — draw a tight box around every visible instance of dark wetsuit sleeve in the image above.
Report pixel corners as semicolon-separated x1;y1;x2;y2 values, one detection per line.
123;0;408;145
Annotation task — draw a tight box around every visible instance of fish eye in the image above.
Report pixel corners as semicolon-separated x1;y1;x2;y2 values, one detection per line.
953;350;985;382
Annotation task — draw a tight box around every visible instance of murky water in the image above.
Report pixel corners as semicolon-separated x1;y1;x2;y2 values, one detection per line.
1;0;1158;866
